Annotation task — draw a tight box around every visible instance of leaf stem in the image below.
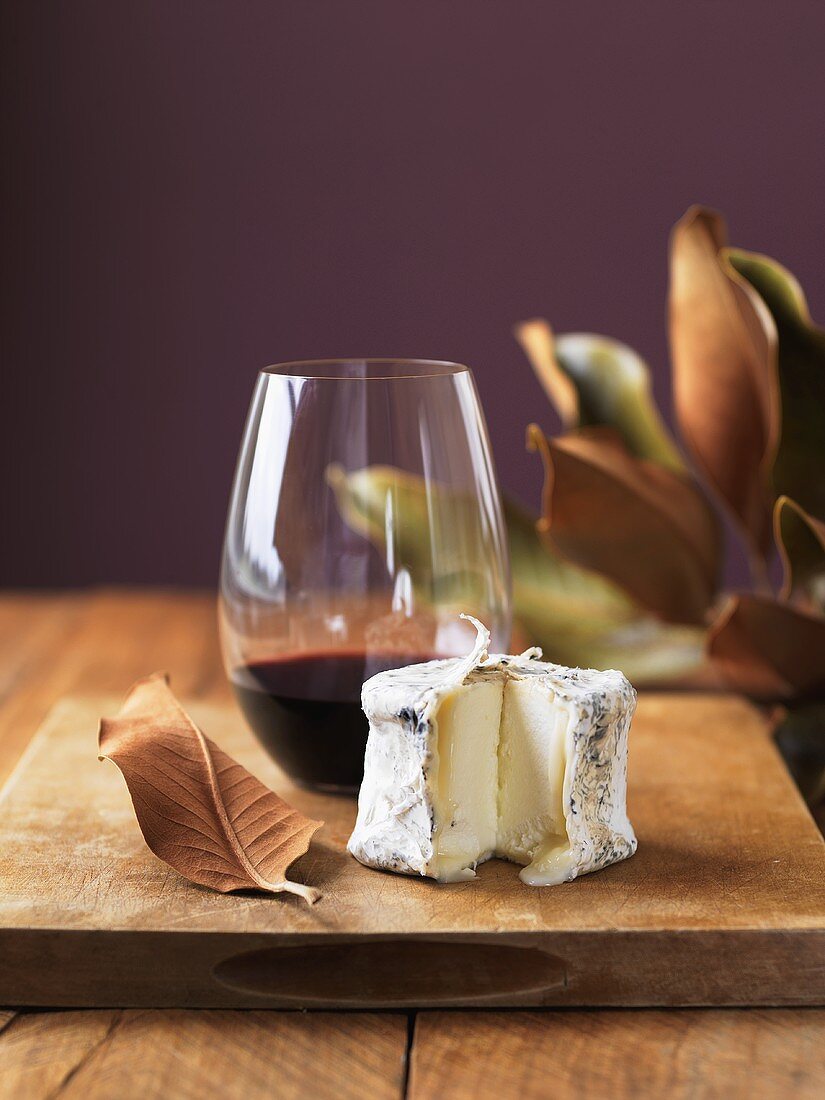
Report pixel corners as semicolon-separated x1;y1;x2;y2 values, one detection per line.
267;880;322;905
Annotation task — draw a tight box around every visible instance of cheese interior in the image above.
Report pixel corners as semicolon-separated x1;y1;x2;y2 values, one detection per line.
430;673;574;884
497;679;576;886
431;680;503;882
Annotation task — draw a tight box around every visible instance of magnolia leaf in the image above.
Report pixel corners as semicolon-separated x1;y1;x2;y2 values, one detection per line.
774;704;825;808
707;595;825;702
727;249;825;526
328;461;634;630
99;674;323;903
668;206;779;572
506;497;706;682
328;464;705;684
514;318;578;424
326;463;498;608
774;496;825;611
506;493;637;630
514;320;685;472
528;424;721;624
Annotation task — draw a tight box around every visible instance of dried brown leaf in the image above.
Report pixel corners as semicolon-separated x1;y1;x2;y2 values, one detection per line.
98;673;323;904
728;249;825;526
707;595;825;702
774;496;825;611
514;319;579;423
515;319;685;472
668;206;779;573
527;424;721;624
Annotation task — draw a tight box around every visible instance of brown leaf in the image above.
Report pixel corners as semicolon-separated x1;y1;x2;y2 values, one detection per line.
514;319;579;423
728;249;825;526
329;463;709;685
515;320;685;472
775;497;825;611
506;495;708;683
668;206;779;574
99;674;323;904
707;595;825;702
527;424;721;624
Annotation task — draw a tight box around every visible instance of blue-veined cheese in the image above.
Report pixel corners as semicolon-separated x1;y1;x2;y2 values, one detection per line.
347;616;637;886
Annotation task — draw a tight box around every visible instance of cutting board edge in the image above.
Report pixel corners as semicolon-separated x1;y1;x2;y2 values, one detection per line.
2;926;823;1010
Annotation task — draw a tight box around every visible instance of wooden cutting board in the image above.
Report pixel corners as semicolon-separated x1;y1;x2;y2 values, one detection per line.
1;693;823;1009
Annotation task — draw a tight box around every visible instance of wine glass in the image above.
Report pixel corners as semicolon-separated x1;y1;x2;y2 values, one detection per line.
220;359;511;792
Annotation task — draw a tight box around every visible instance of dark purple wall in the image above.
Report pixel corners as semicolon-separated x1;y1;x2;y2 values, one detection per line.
3;1;825;587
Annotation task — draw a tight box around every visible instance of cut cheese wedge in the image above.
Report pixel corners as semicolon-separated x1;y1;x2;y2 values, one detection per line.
347;616;637;885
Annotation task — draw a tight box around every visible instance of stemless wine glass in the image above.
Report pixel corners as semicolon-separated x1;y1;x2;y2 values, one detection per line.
219;359;511;792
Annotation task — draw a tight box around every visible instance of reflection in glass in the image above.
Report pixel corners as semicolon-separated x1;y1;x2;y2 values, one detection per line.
220;359;511;791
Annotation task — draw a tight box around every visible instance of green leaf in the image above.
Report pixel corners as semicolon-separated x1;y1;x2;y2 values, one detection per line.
727;249;825;525
328;463;705;685
325;464;500;610
515;320;685;473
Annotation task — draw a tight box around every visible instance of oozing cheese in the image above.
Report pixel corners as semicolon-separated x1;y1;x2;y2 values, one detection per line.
347;616;637;886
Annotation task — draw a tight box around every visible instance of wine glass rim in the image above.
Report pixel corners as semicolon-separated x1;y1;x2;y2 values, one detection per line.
260;358;471;380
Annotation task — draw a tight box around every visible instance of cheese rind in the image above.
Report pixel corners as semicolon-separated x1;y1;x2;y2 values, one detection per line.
347;617;637;886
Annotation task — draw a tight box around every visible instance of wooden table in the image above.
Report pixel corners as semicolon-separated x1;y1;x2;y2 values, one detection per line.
1;590;823;1100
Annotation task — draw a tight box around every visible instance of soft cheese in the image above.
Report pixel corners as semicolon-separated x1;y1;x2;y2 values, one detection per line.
347;616;637;885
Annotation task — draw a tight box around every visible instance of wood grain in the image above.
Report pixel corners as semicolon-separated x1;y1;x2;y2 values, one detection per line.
6;692;823;935
0;591;822;1097
0;590;228;788
0;598;409;1100
0;1010;120;1098
0;1010;406;1100
0;592;90;783
1;690;823;1007
409;1010;825;1100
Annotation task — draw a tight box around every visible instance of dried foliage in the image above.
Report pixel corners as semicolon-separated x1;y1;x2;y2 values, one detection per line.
328;205;825;809
517;205;825;810
668;208;778;571
99;673;323;903
526;424;720;624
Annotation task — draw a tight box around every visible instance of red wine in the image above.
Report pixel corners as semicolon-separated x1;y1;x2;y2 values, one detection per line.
232;651;439;791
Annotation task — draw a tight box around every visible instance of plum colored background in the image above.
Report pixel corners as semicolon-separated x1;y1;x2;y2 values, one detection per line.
3;1;825;587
